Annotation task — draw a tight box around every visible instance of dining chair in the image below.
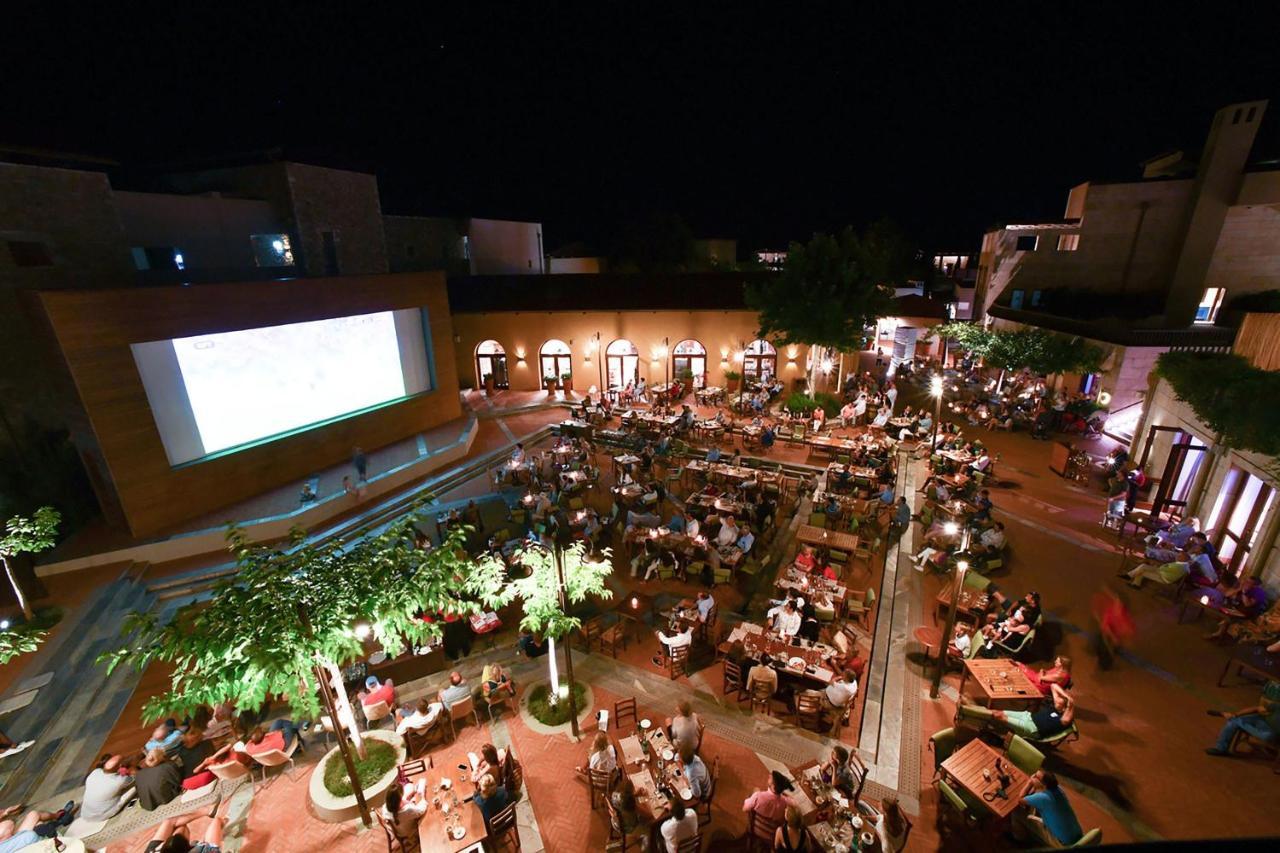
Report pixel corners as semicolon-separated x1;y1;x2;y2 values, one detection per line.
722;658;747;701
588;766;615;810
794;690;825;732
375;809;419;852
598;622;628;658
362;699;393;730
446;695;481;742
750;680;776;716
605;797;646;851
398;758;430;781
934;777;980;831
1006;734;1046;775
746;810;782;851
207;758;250;783
928;728;957;779
486;687;518;722
488;801;521;851
250;738;299;784
676;834;703;852
403;721;444;759
847;587;877;630
666;645;691;679
614;697;638;730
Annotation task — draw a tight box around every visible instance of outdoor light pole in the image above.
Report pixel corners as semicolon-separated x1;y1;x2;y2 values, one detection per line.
930;527;971;700
930;374;944;450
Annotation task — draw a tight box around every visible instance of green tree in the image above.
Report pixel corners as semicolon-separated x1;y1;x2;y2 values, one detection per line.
0;624;45;665
936;323;1104;390
747;222;909;392
100;513;509;724
1;506;60;621
505;540;612;737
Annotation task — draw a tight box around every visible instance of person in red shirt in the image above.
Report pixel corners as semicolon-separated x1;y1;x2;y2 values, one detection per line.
1090;585;1135;671
359;676;397;709
742;771;794;823
243;720;303;756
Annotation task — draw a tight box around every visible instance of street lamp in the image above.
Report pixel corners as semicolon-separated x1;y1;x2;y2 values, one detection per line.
929;374;945;449
931;527;971;699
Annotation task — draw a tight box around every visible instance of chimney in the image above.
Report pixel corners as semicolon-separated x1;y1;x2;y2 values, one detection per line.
1164;100;1268;326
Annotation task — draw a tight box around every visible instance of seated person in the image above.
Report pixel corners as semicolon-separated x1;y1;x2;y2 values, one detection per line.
654;621;693;666
81;754;137;823
832;466;853;491
824;495;843;521
969;452;992;474
143;800;231;853
680;743;710;801
172;727;217;788
794;545;817;573
736;525;755;555
359;676;397;710
974;521;1006;555
395;698;443;736
695;591;716;623
1206;575;1271;640
610;778;642;837
145;722;184;754
949;623;975;659
517;629;549;658
644;549;679;582
761;424;776;447
1205;679;1280;758
243;719;304;756
877;483;895;504
439;671;471;709
381;783;427;841
135;748;183;811
482;663;517;706
668;701;703;752
746;653;779;697
772;601;803;639
743;771;795;823
824;671;859;735
705;446;722;463
661;799;699;852
979;610;1032;656
473;773;512;832
575;732;617;776
1015;655;1073;695
1013;771;1084;848
667;510;687;533
985;683;1076;740
819;745;860;797
1124;549;1200;589
0;801;76;852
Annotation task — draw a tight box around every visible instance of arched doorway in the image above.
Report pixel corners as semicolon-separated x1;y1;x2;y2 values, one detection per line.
539;339;572;385
475;340;508;389
743;339;777;383
672;339;707;389
606;339;640;391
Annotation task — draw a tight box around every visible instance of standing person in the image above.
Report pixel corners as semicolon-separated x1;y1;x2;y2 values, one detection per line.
1090;584;1135;670
352;446;368;483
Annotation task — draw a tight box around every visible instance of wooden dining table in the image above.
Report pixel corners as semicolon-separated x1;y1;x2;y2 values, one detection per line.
935;584;990;626
617;727;695;822
959;658;1042;708
723;623;836;686
410;758;489;852
797;524;860;553
939;738;1032;819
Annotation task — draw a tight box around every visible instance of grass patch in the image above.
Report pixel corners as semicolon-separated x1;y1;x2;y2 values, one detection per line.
323;739;399;798
527;681;588;726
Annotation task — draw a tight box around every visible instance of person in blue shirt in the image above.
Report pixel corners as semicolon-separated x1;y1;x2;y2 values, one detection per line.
761;424;775;448
877;483;895;504
736;527;755;554
473;772;512;831
706;446;721;463
668;510;687;533
824;495;842;519
145;722;183;753
1014;771;1083;847
0;801;76;853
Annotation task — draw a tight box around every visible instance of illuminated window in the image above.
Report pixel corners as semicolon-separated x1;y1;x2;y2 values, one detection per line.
1015;235;1038;252
250;234;295;267
1010;290;1025;309
1195;287;1226;324
1030;290;1043;307
1057;234;1079;252
1207;467;1275;577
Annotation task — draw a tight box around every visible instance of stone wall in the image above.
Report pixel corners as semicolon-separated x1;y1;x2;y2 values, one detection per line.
285;162;388;277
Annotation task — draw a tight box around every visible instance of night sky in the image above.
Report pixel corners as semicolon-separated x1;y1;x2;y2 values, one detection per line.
4;4;1279;252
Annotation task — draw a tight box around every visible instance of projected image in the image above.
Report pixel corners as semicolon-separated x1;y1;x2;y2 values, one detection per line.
134;307;432;465
169;312;406;454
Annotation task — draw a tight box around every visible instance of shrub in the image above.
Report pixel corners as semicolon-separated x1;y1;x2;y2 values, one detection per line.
323;738;398;798
1155;351;1280;458
527;681;588;726
785;392;841;418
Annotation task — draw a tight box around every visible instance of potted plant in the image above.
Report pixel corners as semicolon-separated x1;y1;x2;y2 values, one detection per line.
482;373;496;395
723;369;742;392
544;373;558;392
560;371;573;392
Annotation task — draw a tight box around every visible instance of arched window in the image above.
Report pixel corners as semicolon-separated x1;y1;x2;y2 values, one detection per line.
672;339;708;389
742;339;777;382
475;340;508;389
606;338;640;390
539;339;572;383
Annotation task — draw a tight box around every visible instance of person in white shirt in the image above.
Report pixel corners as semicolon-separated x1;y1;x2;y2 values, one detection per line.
774;601;803;639
654;623;694;667
872;407;890;428
824;670;859;735
660;799;699;852
886;385;898;411
511;443;526;465
695;591;715;623
80;754;136;822
395;698;443;736
685;516;701;539
575;732;617;776
970;453;992;473
978;522;1007;553
746;654;779;696
716;516;739;548
853;394;868;423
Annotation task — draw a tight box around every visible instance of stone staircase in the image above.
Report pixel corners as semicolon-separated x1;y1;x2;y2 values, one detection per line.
0;566;158;805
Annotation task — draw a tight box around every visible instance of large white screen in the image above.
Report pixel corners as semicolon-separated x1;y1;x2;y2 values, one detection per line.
171;311;408;455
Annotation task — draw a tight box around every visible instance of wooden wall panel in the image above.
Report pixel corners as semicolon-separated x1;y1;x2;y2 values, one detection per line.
37;273;461;538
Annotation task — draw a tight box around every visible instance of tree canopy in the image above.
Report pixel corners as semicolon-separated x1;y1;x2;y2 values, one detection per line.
101;512;509;722
936;323;1105;376
0;624;45;665
505;541;613;640
1156;351;1280;458
1;505;60;620
746;222;912;352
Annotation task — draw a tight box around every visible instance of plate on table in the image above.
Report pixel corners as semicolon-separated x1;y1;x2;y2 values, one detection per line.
640;718;652;729
789;656;807;669
662;748;675;762
439;778;452;790
451;826;467;840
